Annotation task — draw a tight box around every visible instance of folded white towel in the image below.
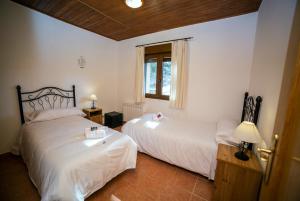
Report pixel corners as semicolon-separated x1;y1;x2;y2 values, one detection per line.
85;127;107;139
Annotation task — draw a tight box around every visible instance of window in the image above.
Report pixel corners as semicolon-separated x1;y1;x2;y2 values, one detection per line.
145;58;157;95
144;44;171;100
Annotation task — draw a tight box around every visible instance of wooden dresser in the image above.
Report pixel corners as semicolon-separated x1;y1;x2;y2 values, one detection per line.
214;144;262;201
82;108;102;124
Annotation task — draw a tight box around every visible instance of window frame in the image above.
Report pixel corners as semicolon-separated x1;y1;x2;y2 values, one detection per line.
144;52;171;100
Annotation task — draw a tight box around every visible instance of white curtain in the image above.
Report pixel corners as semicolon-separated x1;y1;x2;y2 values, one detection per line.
170;40;188;109
135;46;145;103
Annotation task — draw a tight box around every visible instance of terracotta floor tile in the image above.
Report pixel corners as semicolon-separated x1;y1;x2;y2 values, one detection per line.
173;168;198;192
111;183;140;201
152;166;177;186
193;177;214;200
88;190;111;201
159;186;192;201
136;192;157;201
190;194;208;201
136;177;163;199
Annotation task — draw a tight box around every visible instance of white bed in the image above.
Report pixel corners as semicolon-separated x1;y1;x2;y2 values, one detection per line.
122;113;218;179
16;115;137;201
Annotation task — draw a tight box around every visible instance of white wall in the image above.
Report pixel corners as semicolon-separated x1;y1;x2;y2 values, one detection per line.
117;13;258;123
0;1;119;153
0;1;260;154
249;0;298;146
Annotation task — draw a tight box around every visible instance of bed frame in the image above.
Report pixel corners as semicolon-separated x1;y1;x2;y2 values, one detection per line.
241;92;262;125
240;92;262;150
16;85;76;124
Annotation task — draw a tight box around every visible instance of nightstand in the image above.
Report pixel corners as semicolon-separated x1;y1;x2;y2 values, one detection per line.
214;144;262;201
82;108;103;124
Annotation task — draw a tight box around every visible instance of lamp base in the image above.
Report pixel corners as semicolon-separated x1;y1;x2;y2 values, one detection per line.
235;150;249;161
91;100;96;109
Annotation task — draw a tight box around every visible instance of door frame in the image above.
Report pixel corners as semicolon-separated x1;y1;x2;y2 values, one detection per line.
259;2;300;200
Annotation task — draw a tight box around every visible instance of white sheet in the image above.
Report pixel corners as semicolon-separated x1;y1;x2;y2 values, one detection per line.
17;116;137;201
122;114;217;179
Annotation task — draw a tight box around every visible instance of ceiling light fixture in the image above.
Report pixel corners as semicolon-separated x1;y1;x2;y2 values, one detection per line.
125;0;143;8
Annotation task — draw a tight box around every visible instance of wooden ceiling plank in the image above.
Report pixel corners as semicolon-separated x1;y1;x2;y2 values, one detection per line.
10;0;262;41
77;0;127;28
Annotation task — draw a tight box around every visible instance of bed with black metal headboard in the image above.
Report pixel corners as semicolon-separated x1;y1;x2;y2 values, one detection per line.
16;85;76;124
241;92;263;125
15;85;138;201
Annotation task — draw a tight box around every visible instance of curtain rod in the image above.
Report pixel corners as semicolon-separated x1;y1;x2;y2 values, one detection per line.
136;37;193;47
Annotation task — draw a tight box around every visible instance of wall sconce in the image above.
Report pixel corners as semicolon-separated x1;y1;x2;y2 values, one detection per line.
78;56;86;68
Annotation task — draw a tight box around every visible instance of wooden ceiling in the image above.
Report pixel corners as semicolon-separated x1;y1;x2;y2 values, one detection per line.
11;0;262;41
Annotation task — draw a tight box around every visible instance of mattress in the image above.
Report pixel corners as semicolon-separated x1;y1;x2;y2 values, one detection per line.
16;115;137;201
122;113;218;179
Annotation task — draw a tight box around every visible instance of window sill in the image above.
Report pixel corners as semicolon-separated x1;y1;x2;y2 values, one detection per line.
145;94;169;101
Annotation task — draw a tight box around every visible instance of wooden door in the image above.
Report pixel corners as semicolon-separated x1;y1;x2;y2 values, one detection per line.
259;3;300;200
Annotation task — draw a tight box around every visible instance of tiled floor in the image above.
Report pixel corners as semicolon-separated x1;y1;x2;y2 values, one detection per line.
0;152;214;201
92;126;215;201
88;153;215;201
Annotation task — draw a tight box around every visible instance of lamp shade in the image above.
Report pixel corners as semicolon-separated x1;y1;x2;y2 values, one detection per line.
90;94;97;101
234;121;261;143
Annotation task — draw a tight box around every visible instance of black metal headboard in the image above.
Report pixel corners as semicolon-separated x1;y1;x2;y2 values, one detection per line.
241;92;263;125
16;85;76;124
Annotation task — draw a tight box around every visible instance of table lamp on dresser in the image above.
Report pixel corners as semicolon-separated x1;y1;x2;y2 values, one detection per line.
234;121;261;161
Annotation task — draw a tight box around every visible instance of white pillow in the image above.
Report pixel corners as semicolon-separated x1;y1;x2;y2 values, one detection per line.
215;119;240;145
28;108;85;123
24;112;35;122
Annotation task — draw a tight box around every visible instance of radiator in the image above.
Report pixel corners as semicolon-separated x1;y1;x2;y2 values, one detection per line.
122;102;145;121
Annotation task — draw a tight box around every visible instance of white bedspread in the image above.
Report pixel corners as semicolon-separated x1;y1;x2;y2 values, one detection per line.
17;116;137;201
122;114;217;179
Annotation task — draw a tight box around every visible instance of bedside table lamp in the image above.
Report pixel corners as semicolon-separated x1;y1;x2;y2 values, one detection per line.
234;121;261;161
90;94;97;109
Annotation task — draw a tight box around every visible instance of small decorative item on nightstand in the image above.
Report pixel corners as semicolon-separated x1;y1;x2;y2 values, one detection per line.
90;94;97;109
233;121;261;161
83;108;102;124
